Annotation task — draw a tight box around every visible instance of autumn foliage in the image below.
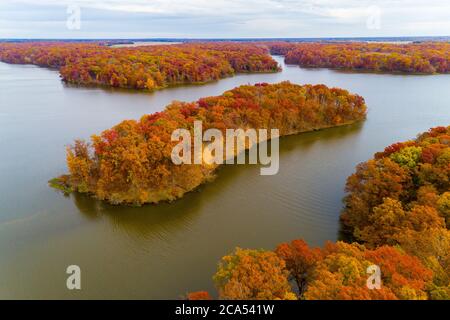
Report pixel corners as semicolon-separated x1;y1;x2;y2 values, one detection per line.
267;42;450;74
57;81;366;205
192;126;449;300
213;248;297;300
341;126;450;240
341;125;450;298
0;42;279;90
305;242;432;300
186;291;213;300
209;240;432;300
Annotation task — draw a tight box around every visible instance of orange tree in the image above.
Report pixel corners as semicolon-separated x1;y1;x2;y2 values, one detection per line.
213;248;296;300
303;242;432;300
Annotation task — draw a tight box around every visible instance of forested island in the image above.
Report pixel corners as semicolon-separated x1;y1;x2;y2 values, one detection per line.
2;41;449;89
188;126;450;300
0;42;279;91
267;42;450;74
51;81;367;205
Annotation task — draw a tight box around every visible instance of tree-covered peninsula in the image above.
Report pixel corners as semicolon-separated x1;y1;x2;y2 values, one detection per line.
0;42;280;91
52;81;367;205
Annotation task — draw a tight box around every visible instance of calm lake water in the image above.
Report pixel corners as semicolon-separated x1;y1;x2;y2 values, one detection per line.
0;56;449;299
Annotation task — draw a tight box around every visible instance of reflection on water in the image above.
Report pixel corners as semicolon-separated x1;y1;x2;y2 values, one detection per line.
0;56;449;298
72;122;364;242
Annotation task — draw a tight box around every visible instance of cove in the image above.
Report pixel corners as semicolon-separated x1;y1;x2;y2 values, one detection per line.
0;56;449;298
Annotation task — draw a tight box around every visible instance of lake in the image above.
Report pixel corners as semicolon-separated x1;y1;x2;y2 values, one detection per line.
0;56;449;299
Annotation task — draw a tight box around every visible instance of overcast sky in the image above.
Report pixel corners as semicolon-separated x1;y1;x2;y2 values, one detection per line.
1;0;449;39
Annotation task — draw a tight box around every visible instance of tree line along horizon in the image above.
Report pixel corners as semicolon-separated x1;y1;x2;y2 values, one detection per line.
0;41;449;93
1;41;448;300
267;41;450;74
0;42;280;91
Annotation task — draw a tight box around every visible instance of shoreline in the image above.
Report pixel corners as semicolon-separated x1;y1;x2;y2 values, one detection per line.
51;119;365;206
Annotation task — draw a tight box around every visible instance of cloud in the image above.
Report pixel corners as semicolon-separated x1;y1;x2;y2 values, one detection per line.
0;0;449;38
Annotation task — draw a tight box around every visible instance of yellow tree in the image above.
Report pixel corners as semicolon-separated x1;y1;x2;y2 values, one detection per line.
213;248;296;300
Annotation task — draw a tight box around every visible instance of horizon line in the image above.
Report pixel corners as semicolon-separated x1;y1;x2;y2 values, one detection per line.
1;35;449;41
